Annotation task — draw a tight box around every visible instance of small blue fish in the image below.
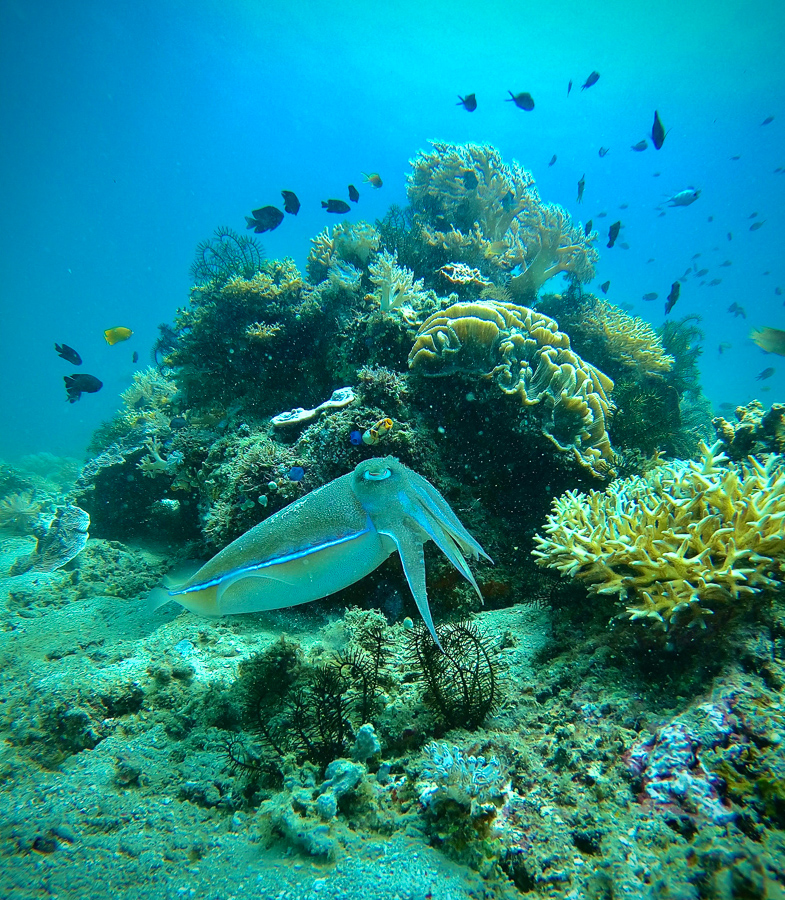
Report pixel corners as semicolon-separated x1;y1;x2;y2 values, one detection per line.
288;466;305;482
349;430;363;446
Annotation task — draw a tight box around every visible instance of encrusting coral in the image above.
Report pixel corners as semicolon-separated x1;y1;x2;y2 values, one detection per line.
532;441;785;633
407;141;597;302
712;400;785;460
409;299;615;476
368;249;430;313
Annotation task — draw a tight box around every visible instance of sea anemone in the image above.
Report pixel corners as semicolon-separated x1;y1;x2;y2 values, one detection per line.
0;491;43;535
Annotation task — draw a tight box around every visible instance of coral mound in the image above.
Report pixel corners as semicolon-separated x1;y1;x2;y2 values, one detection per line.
532;441;785;632
408;299;615;476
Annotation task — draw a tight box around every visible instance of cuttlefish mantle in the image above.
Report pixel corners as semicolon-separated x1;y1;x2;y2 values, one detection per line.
148;457;491;647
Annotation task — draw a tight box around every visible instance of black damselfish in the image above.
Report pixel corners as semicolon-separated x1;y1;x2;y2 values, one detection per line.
64;374;102;403
281;191;300;215
322;199;351;214
55;343;82;366
246;206;284;233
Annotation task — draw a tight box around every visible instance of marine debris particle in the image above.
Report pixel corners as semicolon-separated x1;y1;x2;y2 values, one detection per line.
271;387;356;428
11;505;90;575
408;299;615;477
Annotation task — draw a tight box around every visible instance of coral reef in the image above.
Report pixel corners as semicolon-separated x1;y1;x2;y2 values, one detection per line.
367;249;430;314
713;399;785;459
533;440;785;635
10;505;90;575
306;221;380;284
407;141;597;301
409;299;615;476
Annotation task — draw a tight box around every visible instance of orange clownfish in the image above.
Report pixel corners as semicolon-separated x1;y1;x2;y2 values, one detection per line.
362;418;393;445
104;326;133;345
362;172;383;189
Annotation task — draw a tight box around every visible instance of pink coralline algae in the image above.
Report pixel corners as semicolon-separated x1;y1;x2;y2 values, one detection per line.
627;699;738;825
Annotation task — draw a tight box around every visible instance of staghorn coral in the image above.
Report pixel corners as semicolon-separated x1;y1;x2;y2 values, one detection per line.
368;249;430;313
409;299;615;476
407;141;597;302
713;400;785;460
245;321;282;342
532;441;785;634
306;221;380;283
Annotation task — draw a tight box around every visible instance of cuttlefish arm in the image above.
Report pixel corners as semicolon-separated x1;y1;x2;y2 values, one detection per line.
149;456;491;647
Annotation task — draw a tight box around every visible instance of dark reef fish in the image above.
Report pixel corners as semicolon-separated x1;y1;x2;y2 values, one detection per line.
607;221;621;248
462;169;478;189
55;343;81;366
728;302;746;319
567;80;573;95
457;93;477;111
652;110;667;149
756;367;776;380
750;220;765;231
576;174;585;203
548;154;557;167
507;91;535;110
600;280;610;294
631;140;648;152
665;282;680;314
322;199;351;214
246;205;284;233
642;292;658;301
132;350;139;364
64;373;102;403
281;191;300;215
599;146;610;157
582;71;600;90
761;116;774;125
584;219;593;236
348;184;360;202
718;342;732;354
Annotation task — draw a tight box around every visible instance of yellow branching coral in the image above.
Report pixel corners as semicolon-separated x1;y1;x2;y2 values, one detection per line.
221;258;304;302
584;297;674;377
245;322;282;342
407;141;597;302
532;441;785;632
408;299;615;476
306;221;380;283
368;249;430;313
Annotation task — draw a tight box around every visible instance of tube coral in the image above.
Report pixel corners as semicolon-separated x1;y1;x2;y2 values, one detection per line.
532;441;785;633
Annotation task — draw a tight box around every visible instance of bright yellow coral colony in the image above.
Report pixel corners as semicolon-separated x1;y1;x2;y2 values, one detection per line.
583;297;675;377
408;299;615;477
532;441;785;632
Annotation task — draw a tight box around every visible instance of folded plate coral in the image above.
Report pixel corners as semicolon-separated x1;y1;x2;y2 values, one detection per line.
10;505;90;575
532;441;785;633
408;299;615;476
407;141;597;302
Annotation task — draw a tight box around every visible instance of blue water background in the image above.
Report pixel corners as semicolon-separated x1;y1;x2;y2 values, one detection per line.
1;0;783;460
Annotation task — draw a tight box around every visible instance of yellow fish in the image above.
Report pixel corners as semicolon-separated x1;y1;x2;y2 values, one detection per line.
750;326;785;356
362;172;383;188
104;326;133;345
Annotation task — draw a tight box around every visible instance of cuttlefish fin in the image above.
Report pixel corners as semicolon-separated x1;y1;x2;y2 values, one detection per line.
382;526;442;651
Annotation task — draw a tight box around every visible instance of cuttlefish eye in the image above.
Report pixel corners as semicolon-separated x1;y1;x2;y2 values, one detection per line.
363;466;392;481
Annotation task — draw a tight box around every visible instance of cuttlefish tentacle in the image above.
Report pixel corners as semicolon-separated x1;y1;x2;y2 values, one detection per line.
149;456;490;647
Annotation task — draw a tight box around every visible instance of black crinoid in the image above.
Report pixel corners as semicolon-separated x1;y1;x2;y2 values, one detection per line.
406;620;500;731
189;226;265;286
225;628;392;774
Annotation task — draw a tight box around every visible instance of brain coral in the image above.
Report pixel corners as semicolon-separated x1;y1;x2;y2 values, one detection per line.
407;141;597;302
408;299;615;476
532;441;785;633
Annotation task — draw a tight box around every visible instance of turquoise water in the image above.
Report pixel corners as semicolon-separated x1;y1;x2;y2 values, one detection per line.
1;0;783;458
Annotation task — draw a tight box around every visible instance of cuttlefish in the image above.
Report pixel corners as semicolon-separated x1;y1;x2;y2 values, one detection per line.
149;457;491;646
